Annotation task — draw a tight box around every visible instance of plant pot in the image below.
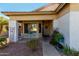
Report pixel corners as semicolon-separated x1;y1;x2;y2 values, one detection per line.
0;38;10;48
32;48;38;52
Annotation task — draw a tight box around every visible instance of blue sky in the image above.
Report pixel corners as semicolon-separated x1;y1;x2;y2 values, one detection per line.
0;3;48;19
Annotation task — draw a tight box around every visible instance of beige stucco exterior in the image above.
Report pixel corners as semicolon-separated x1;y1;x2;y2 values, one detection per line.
56;4;70;19
57;3;79;19
9;14;56;21
70;3;79;11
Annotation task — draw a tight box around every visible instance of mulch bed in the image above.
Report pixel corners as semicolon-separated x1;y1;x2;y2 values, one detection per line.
0;40;43;56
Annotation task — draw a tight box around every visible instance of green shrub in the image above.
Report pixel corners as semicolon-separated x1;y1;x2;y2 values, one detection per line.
0;37;6;42
63;46;72;55
50;30;63;45
26;39;39;51
63;46;79;56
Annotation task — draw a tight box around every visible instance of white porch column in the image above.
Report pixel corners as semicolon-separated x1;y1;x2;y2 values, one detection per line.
9;20;18;42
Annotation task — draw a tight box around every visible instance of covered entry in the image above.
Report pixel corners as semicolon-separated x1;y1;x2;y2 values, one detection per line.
2;12;54;42
18;21;42;38
18;20;53;39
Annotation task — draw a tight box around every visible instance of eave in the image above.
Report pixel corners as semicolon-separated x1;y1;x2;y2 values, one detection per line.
2;3;66;16
2;11;56;16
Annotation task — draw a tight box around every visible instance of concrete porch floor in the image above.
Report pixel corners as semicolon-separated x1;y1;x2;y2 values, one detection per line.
42;41;60;56
42;37;60;56
19;37;61;56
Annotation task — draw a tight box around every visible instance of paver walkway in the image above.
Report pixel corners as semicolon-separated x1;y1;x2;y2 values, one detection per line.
0;40;43;56
42;40;60;56
0;37;61;56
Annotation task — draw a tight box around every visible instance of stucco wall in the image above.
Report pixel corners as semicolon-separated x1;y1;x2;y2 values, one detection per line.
53;4;70;46
70;11;79;51
53;13;70;46
53;4;79;51
9;15;56;21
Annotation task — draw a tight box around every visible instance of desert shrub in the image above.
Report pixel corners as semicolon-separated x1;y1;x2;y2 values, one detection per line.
26;39;39;51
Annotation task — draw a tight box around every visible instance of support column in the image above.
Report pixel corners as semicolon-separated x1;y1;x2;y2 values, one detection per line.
9;20;18;42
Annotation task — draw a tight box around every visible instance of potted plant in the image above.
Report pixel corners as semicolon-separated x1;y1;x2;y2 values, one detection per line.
0;36;9;48
26;39;39;51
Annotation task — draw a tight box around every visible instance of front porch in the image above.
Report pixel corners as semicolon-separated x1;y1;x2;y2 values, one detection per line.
18;20;52;38
9;20;53;42
1;11;55;42
1;3;79;55
0;37;61;56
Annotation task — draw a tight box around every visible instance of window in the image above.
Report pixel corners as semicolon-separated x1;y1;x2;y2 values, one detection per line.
24;24;28;33
30;24;38;33
39;24;41;33
24;23;38;33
